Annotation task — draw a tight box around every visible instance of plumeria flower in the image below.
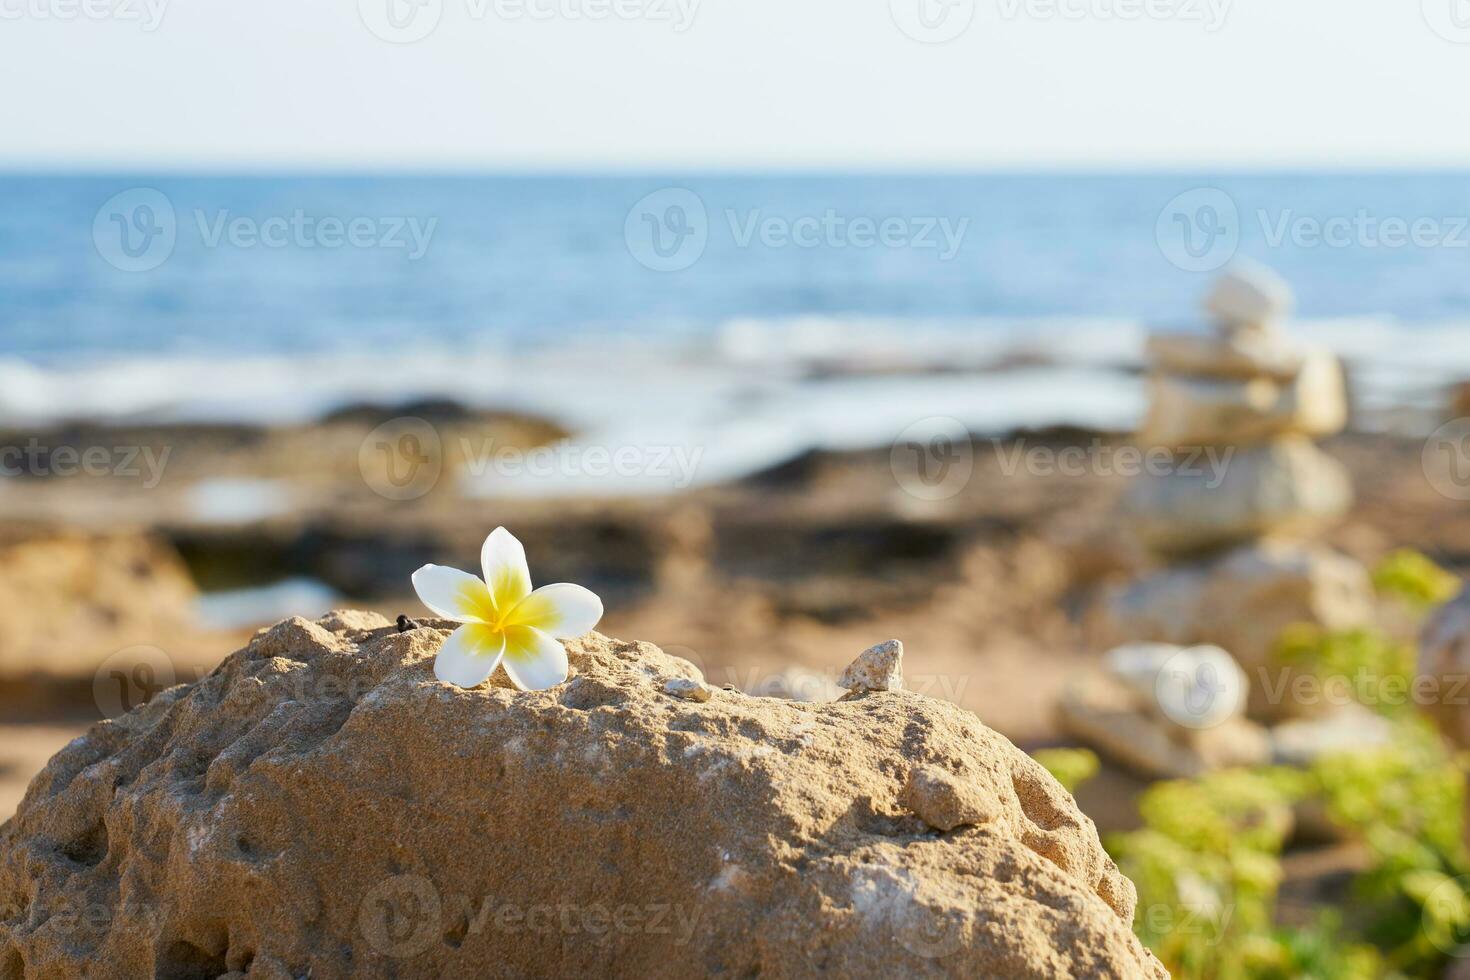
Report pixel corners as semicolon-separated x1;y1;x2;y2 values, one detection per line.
411;527;603;691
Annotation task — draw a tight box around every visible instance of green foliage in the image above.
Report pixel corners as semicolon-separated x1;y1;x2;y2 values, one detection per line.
1033;747;1099;794
1240;913;1384;980
1373;550;1460;611
1105;768;1384;979
1100;549;1470;977
1312;718;1470;974
1274;625;1417;718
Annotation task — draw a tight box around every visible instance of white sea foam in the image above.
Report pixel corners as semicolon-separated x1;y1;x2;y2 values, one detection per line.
3;316;1466;496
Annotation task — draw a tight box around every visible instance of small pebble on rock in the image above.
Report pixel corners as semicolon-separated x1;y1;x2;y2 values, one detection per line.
664;677;713;702
838;640;903;694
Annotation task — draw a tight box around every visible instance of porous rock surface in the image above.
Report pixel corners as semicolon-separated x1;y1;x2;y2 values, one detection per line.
0;612;1164;979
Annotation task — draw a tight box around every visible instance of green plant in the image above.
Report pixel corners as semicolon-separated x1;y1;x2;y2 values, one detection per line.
1274;625;1417;719
1033;747;1099;794
1239;913;1384;980
1098;549;1470;977
1373;550;1460;612
1103;768;1381;979
1312;718;1470;975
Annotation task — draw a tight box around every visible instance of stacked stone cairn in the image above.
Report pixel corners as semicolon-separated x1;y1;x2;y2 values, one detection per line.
1122;262;1353;556
1070;263;1386;777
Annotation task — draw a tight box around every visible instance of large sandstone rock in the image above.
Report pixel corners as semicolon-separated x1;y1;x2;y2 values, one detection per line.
1094;542;1374;720
1138;350;1347;450
0;527;198;679
0;526;226;719
0;612;1164;979
1119;437;1353;555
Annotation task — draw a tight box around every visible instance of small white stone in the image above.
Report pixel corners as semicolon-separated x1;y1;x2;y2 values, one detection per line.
1104;642;1247;729
838;640;904;694
1058;671;1271;780
664;677;713;702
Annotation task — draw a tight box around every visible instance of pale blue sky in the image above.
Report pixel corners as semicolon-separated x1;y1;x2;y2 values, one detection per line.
2;0;1467;170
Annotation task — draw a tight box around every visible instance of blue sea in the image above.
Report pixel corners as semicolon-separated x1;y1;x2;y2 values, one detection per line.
3;174;1470;358
1;174;1467;486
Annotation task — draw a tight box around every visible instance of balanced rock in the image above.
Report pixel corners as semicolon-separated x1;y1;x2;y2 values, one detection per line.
1119;436;1353;555
1419;588;1470;748
1138;350;1347;450
1203;260;1294;333
1057;650;1269;781
1107;263;1369;731
1104;643;1247;730
1146;331;1305;383
0;613;1163;979
838;639;904;695
1094;541;1373;720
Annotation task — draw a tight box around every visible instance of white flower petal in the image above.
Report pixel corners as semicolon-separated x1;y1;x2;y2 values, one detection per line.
509;583;604;639
412;564;494;623
500;626;569;692
433;624;506;689
481;527;532;614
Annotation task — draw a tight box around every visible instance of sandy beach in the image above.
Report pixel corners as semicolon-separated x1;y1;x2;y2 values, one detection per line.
0;402;1460;793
